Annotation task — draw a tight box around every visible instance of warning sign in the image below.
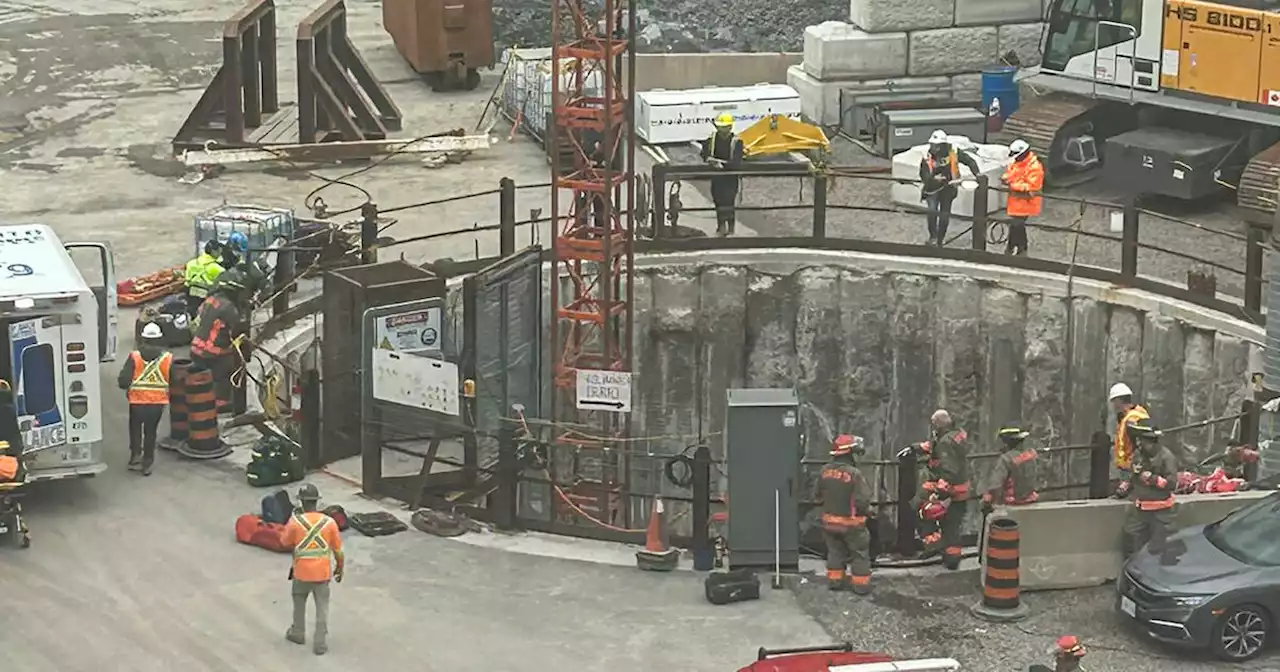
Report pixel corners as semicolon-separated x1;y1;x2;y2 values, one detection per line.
1265;90;1280;106
374;307;443;355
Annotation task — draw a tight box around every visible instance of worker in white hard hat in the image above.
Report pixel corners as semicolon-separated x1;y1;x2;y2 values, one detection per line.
1108;382;1149;482
117;322;173;476
919;130;981;247
1000;138;1043;256
700;113;744;236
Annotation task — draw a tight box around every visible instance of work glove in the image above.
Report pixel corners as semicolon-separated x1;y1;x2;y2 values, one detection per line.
981;498;994;514
334;567;344;584
1139;471;1153;485
1112;481;1132;499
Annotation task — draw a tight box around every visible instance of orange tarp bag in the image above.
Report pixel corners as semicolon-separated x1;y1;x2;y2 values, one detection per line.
0;455;18;482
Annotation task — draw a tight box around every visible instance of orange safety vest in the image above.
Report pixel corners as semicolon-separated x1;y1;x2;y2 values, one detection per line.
287;511;342;582
927;151;960;180
127;351;172;405
1114;405;1149;471
1003;152;1044;217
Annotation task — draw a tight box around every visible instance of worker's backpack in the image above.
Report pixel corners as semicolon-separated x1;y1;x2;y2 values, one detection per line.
246;436;304;488
234;514;291;553
260;489;294;525
321;504;349;531
704;569;761;605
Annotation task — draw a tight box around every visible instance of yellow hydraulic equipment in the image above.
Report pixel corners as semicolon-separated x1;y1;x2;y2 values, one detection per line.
738;114;830;158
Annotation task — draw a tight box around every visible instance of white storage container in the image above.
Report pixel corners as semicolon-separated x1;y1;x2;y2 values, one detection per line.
499;47;604;142
193;204;294;262
636;84;802;145
890;135;1011;217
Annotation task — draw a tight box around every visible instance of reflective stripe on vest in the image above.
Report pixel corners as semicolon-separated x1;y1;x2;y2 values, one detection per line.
927;151;959;180
821;512;866;528
127;352;171;404
1137;495;1175;511
293;513;331;559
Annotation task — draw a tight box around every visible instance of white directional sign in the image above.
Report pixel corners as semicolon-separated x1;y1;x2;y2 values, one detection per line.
575;369;633;413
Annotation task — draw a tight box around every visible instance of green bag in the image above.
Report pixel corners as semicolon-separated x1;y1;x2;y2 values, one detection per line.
245;436;304;487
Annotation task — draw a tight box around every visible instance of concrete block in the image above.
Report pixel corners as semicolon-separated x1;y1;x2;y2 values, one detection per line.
1141;315;1186;447
1210;334;1250;449
909;27;999;77
697;266;748;463
849;0;954;32
890;139;1010;216
951;73;982;102
744;270;798;388
955;0;1044;26
794;267;844;459
1105;305;1145;399
803;22;908;80
788;65;840;126
887;274;937;449
998;23;1045;67
1181;329;1216;464
988;490;1273;591
838;271;894;463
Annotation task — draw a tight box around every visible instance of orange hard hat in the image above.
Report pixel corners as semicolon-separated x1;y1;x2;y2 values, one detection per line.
920;498;949;521
831;434;864;456
1056;635;1085;657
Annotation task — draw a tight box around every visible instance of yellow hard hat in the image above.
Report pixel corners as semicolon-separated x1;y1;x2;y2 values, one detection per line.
714;113;733;128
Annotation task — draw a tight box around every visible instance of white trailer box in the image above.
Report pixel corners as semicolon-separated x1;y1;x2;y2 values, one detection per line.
0;225;118;481
636;84;802;145
890;135;1011;217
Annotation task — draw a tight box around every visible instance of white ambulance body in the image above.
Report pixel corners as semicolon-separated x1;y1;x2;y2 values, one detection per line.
0;225;118;481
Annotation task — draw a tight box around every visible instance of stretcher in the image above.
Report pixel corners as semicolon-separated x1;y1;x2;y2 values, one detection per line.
117;267;184;306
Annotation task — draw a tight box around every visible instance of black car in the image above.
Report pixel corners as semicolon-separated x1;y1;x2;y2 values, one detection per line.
1117;492;1280;662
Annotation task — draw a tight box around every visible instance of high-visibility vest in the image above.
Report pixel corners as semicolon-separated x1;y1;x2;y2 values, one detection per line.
1114;405;1149;471
184;254;224;298
290;511;340;582
927;150;960;180
127;351;172;405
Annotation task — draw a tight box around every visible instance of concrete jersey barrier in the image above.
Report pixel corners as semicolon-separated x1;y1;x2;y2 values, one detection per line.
982;490;1272;591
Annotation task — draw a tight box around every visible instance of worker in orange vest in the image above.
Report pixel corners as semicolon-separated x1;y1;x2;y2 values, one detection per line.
1108;382;1149;483
116;322;172;476
284;483;345;656
1000;138;1044;256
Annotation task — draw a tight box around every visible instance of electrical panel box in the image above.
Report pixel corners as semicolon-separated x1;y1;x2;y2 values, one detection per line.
725;388;801;570
875;106;987;157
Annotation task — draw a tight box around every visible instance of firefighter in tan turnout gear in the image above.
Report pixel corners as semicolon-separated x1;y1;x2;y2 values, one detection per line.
815;434;873;594
1116;421;1178;557
903;409;971;570
981;422;1040;513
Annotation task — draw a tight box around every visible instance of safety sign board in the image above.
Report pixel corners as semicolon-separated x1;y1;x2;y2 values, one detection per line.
575;369;632;413
375;306;442;355
1266;90;1280;107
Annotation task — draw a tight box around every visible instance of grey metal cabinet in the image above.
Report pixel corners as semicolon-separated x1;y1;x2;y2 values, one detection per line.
725;388;802;570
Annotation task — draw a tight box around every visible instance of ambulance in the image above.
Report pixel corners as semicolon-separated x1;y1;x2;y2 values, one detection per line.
0;225;117;481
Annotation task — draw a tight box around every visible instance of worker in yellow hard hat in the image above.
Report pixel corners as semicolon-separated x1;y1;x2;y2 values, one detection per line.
700;113;743;236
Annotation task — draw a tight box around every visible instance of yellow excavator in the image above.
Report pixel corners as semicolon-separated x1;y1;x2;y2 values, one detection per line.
997;0;1280;217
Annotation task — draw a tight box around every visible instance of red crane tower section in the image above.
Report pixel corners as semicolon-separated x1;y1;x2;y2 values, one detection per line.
548;0;636;524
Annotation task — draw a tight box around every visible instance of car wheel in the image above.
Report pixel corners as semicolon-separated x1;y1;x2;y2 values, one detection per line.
1212;604;1272;662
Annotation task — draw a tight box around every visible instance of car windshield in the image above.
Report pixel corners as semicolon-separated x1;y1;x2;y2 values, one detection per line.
1205;494;1280;567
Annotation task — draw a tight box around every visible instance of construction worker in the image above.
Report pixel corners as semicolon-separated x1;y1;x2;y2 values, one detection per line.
284;483;344;656
116;322;172;476
980;422;1040;513
191;267;248;416
1108;382;1149;481
903;409;971;570
700;113;743;237
222;231;249;270
815;434;873;594
919;130;981;247
1116;421;1178;557
1029;635;1087;672
1000;138;1044;256
184;240;226;318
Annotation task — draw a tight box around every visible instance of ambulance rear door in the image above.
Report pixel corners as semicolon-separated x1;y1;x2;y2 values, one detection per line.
64;242;118;362
10;316;67;454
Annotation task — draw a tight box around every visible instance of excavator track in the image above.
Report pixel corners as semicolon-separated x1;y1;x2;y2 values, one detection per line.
993;92;1106;187
1238;140;1280;220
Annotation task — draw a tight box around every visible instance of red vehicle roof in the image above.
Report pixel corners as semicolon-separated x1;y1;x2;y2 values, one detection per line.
737;651;896;672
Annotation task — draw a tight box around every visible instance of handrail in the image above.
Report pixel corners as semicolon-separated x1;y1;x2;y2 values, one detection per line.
1093;19;1138;104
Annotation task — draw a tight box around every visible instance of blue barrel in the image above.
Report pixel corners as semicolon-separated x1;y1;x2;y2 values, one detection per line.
981;66;1020;120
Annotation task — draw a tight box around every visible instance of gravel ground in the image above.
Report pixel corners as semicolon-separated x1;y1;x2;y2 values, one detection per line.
792;569;1276;670
669;138;1265;306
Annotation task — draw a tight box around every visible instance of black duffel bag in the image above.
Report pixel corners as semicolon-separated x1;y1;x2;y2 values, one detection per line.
705;569;760;605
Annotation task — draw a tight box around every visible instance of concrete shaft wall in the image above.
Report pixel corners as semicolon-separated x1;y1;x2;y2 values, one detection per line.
627;257;1258;483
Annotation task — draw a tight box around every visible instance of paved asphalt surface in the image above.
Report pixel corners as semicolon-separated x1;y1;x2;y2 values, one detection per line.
0;0;1273;670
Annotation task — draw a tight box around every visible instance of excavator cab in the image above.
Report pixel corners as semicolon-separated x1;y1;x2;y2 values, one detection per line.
738;114;830;158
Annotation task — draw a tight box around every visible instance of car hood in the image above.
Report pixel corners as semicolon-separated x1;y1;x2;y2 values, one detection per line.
1127;525;1264;594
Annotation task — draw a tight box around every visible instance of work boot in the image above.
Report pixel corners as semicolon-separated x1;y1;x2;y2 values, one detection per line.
827;578;847;592
142;465;153;477
127;456;141;471
851;582;872;596
285;629;305;646
313;642;328;656
943;554;962;571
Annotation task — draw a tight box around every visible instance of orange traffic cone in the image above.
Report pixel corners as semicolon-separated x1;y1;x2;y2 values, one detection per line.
636;496;679;571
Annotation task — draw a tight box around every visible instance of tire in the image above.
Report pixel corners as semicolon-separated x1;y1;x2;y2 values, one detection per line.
1212;604;1271;662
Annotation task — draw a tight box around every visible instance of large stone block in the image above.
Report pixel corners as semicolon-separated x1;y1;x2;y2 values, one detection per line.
887;274;937;450
803;22;908;80
1105;305;1145;398
1211;334;1250;448
788;65;840;126
641;269;700;462
951;73;982;102
1068;298;1108;486
744;270;798;388
934;277;983;434
980;287;1026;450
697;265;748;462
1022;295;1068;449
998;22;1045;67
955;0;1044;26
793;267;845;459
909;27;999;76
849;0;954;32
1141;315;1186;446
838;271;894;463
1181;329;1216;463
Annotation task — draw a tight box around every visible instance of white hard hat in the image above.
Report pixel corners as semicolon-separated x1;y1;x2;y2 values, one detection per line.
140;322;163;340
929;130;948;145
1009;139;1030;156
1108;382;1133;401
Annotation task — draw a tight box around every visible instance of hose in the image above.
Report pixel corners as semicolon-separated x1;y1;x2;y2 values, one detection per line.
664;452;695;488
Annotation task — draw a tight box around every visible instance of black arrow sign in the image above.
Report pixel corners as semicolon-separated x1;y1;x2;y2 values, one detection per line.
580;399;627;410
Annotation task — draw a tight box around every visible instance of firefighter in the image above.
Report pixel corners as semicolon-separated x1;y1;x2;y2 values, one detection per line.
222;230;249;270
1000;138;1044;256
700;113;743;237
116;322;172;476
191;267;249;416
284;483;345;656
903;409;971;570
1108;382;1149;481
816;434;873;594
183;240;225;318
1028;635;1086;672
919;130;982;247
1220;440;1260;480
980;422;1040;514
1116;421;1178;557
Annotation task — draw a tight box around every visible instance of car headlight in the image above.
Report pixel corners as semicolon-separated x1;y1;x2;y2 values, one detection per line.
1172;595;1210;607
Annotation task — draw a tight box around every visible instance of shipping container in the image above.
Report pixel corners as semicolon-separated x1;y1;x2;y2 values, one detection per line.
383;0;494;91
499;48;603;142
636;84;802;145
